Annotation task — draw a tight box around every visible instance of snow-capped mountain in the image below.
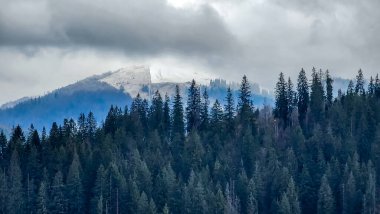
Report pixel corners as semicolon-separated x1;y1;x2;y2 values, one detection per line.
0;66;273;132
100;65;152;99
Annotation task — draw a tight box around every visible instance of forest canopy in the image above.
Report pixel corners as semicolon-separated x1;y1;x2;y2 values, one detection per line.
0;68;379;214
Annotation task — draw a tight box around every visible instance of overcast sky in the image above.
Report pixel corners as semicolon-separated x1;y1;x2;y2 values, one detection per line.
0;0;379;104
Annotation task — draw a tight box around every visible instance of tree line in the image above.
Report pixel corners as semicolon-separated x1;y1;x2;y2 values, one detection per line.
0;68;379;214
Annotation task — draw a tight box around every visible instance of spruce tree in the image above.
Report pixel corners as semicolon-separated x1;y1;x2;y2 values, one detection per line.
211;100;224;133
163;93;171;138
66;151;84;213
355;69;365;95
224;86;235;133
50;171;66;213
36;181;49;214
172;85;185;140
287;77;296;125
7;150;23;214
150;90;164;131
199;88;209;132
310;68;325;125
186;79;201;132
0;131;7;162
86;111;97;141
297;68;309;129
325;70;334;109
238;75;254;129
274;72;289;127
317;175;334;214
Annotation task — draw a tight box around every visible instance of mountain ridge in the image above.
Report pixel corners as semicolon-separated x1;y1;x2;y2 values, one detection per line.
0;66;273;133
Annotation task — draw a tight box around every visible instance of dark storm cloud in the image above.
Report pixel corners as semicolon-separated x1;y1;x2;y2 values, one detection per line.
1;0;380;105
0;0;237;57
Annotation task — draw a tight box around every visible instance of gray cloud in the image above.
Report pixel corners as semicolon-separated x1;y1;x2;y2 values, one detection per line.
0;0;237;57
1;0;380;104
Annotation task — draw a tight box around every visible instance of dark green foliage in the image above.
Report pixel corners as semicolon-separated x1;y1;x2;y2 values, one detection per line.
309;68;325;127
274;73;289;127
318;175;334;214
186;79;201;132
224;87;235;133
355;69;365;95
297;68;309;130
326;70;334;110
238;75;255;131
0;71;379;214
172;85;185;140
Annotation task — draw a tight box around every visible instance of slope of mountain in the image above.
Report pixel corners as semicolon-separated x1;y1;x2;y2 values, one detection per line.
0;66;273;132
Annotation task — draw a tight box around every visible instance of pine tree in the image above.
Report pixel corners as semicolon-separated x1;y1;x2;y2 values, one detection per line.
224;86;235;133
66;151;84;213
91;165;106;213
172;85;185;140
199;88;209;131
247;179;258;214
368;76;375;96
325;70;334;109
77;113;86;142
297;68;309;129
284;177;300;214
355;69;365;95
310;68;325;125
0;168;7;213
274;72;289;127
278;193;291;214
317;175;334;214
186;79;201;132
7;150;23;214
0;131;7;162
362;171;376;214
287;77;296;125
210;100;224;133
215;187;226;214
50;171;66;213
238;75;254;129
150;90;164;131
347;80;354;95
86;111;97;140
163;93;171;138
37;181;49;214
138;191;150;213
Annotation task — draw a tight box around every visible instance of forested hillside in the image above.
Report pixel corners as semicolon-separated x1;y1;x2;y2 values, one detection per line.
0;68;379;214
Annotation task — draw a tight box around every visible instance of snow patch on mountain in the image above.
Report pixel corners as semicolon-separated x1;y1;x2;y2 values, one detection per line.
99;65;152;99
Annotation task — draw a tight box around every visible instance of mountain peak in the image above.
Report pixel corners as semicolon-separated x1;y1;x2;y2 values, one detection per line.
99;65;152;98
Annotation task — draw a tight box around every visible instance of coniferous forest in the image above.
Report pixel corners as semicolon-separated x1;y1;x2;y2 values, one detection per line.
1;68;380;214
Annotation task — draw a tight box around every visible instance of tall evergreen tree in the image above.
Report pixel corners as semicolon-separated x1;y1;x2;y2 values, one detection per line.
7;150;23;214
211;100;224;133
186;79;201;132
150;90;164;131
224;86;235;133
86;111;97;141
36;181;49;214
274;72;289;127
238;75;254;129
317;175;334;214
199;88;209;132
310;68;325;125
50;171;66;213
172;85;185;140
297;68;309;129
163;93;171;138
66;151;84;213
355;69;365;95
325;70;334;109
